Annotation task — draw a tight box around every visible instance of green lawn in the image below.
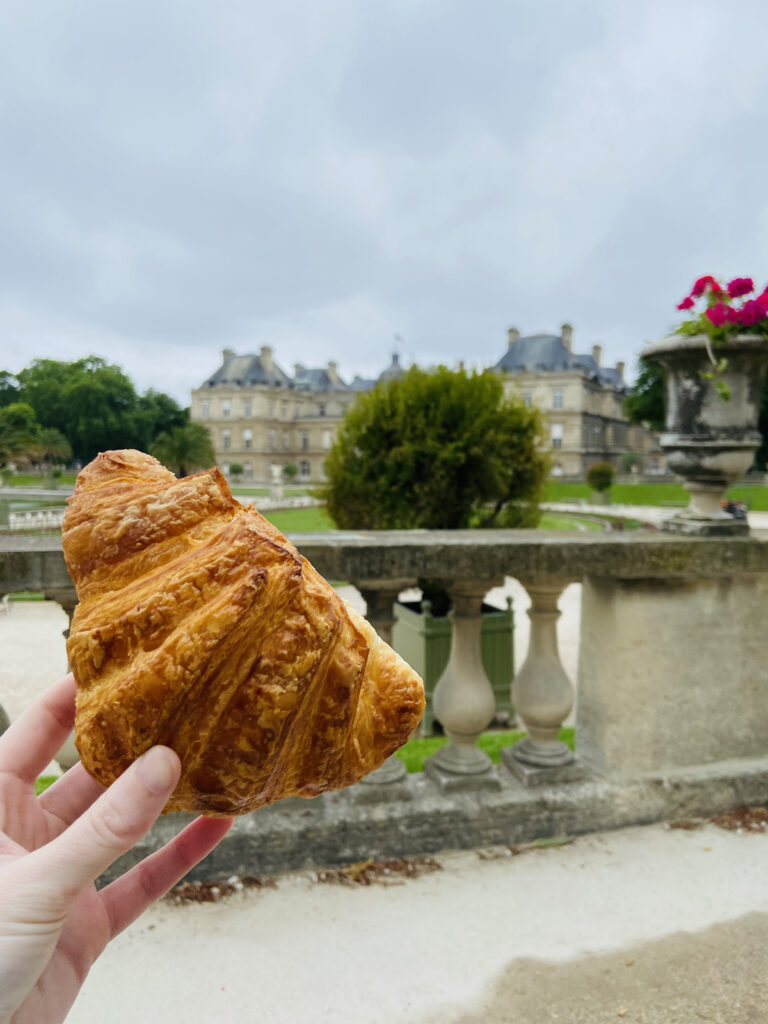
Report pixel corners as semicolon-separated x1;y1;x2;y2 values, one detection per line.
266;506;615;535
396;727;575;773
231;487;310;497
262;506;336;533
2;474;76;488
545;479;768;510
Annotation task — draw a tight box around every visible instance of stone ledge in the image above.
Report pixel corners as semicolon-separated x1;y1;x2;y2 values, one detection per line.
6;529;768;601
98;755;768;885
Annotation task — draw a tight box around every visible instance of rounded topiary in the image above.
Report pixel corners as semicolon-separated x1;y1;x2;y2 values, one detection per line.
586;461;615;495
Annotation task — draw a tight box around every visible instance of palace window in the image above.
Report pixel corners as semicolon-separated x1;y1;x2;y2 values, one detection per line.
243;429;253;450
322;430;332;451
283;431;290;450
301;431;309;451
522;391;532;408
268;430;276;451
551;423;563;449
243;401;252;418
300;460;310;479
221;399;231;418
201;401;210;419
222;430;231;450
552;388;563;410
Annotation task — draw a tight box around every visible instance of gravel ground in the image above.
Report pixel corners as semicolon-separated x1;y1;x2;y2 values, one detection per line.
67;822;768;1024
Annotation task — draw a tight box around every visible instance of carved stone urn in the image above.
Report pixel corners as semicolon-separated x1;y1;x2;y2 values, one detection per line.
642;334;768;535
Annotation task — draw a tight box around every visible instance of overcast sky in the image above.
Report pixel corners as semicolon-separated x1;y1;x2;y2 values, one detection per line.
2;0;768;404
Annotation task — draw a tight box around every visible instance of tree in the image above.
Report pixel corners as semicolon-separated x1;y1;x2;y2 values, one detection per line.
16;356;187;463
33;428;73;472
150;422;215;478
229;463;244;481
618;451;642;474
283;463;299;480
320;366;548;530
586;461;615;494
624;357;665;432
130;390;188;452
0;372;19;408
0;403;43;467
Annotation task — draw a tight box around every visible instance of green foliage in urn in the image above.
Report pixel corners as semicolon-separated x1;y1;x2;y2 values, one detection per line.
586;461;615;495
283;463;299;480
319;365;549;530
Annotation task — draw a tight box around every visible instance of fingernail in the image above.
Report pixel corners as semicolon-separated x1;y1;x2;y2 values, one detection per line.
135;746;180;795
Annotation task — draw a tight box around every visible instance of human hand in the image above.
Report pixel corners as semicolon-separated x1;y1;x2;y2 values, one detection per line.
0;674;233;1024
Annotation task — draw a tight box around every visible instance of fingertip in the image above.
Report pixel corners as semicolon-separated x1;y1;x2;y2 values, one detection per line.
134;746;181;796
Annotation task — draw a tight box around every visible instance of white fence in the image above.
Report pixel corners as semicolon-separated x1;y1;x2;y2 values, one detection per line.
8;507;67;531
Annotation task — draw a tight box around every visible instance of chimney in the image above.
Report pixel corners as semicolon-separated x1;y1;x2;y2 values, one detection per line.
294;362;304;377
507;327;520;349
592;344;602;367
616;360;625;381
327;361;339;385
561;323;573;352
260;345;274;371
222;347;235;362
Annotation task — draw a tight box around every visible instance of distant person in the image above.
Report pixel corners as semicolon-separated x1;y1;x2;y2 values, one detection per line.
0;674;232;1023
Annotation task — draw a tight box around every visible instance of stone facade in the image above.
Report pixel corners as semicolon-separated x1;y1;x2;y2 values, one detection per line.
494;325;661;476
190;347;403;484
192;329;660;483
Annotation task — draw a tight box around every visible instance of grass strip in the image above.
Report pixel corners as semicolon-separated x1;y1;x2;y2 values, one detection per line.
396;727;575;773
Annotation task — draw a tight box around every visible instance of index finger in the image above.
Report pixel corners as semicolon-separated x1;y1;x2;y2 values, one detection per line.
0;674;76;785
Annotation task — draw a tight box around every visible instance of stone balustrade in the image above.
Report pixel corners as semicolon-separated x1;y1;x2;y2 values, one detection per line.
3;528;768;880
7;507;67;531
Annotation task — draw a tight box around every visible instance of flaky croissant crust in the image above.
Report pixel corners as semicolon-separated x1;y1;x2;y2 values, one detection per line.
62;450;424;815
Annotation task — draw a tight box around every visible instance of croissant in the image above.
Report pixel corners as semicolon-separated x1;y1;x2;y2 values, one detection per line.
62;450;424;815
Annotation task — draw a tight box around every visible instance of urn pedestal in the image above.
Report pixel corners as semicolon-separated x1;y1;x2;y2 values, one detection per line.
642;334;768;536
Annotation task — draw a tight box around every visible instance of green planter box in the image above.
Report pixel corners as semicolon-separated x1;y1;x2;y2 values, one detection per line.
392;600;515;736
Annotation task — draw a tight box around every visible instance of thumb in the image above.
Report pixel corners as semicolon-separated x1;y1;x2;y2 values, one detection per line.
33;746;181;898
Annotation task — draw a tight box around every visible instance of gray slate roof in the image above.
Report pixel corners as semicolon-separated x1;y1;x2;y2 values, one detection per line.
293;365;351;392
494;333;624;389
203;353;292;389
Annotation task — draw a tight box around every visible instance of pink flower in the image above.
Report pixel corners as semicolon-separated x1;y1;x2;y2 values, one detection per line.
677;296;695;310
738;299;768;327
705;302;738;327
727;277;754;298
691;275;720;298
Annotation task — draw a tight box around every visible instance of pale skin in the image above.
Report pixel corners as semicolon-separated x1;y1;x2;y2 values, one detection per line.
0;674;233;1024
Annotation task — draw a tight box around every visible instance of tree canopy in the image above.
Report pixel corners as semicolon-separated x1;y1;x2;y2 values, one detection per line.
0;402;71;470
150;422;216;478
5;357;187;464
320;366;548;530
623;357;665;432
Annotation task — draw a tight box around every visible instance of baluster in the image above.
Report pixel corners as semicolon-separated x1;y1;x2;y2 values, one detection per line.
353;582;413;790
504;576;576;782
425;580;501;791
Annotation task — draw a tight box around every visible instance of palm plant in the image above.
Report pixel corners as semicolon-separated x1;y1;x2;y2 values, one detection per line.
150;422;215;477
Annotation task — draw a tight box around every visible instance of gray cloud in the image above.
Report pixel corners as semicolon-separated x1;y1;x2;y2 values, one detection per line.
2;0;768;402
